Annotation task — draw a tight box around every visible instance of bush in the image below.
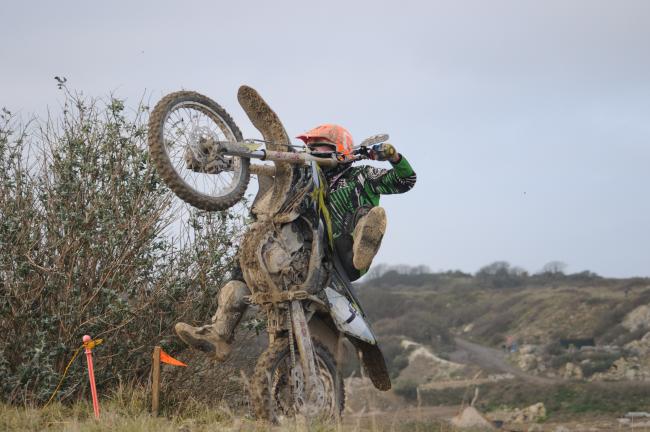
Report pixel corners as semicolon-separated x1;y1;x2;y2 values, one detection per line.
476;261;528;289
0;92;244;404
393;379;418;400
581;355;618;377
547;349;619;377
545;341;565;356
472;309;518;346
372;310;454;352
419;380;650;416
595;291;650;344
375;335;410;378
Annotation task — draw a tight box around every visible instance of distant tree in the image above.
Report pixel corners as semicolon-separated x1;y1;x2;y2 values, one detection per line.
476;261;527;289
364;263;388;280
365;263;432;280
567;270;601;282
393;264;412;274
409;264;431;275
510;266;529;277
476;261;511;276
445;269;472;277
540;261;567;274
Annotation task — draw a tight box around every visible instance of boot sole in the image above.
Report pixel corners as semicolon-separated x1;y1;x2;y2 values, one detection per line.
176;329;217;355
353;207;387;270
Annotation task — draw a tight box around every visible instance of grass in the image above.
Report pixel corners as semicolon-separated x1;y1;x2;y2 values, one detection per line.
0;385;236;432
0;404;456;432
418;379;650;418
0;385;455;432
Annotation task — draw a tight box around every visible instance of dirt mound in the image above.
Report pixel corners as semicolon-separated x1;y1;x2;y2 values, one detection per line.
344;377;405;413
396;340;468;385
451;406;495;430
623;305;650;332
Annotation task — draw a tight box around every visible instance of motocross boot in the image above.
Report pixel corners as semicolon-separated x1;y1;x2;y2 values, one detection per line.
174;280;250;361
352;206;387;271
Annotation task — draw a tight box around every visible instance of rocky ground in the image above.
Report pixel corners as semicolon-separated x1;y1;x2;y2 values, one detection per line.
345;329;650;431
506;304;650;382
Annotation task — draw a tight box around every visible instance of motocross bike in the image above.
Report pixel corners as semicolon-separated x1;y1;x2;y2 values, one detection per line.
147;86;391;422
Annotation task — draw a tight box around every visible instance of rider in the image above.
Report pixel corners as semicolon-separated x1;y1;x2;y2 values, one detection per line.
174;124;416;360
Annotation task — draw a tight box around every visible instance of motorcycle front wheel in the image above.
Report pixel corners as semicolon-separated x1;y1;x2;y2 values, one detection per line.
148;91;250;211
250;337;344;423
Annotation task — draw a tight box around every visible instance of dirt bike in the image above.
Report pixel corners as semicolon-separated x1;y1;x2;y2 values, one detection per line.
147;86;391;422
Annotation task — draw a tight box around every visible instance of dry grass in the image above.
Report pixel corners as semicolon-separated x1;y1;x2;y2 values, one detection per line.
0;383;458;432
0;403;456;432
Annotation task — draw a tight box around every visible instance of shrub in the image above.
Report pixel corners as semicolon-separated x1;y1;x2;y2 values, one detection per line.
0;92;244;404
378;336;410;378
476;261;528;289
581;355;618;377
393;379;418;400
372;310;454;352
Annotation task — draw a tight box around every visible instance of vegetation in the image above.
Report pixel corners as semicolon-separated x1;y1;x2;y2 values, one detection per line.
0;90;246;405
2;83;650;427
356;263;650;390
358;263;650;349
413;379;650;416
0;386;452;432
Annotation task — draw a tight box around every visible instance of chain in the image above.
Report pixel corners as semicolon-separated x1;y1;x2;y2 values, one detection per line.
287;308;296;369
286;307;299;408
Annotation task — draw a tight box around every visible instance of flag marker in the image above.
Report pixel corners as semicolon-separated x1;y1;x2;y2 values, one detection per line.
151;346;187;415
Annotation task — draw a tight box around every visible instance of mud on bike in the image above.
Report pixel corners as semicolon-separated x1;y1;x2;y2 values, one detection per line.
147;86;391;422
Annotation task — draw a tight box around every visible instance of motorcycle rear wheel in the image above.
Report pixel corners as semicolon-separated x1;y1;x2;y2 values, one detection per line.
148;91;250;211
250;337;344;423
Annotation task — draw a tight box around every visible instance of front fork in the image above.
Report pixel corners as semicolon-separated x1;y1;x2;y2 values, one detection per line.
290;301;320;390
267;300;325;406
267;301;323;405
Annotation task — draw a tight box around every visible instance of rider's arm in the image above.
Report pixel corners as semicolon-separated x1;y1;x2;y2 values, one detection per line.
363;154;417;198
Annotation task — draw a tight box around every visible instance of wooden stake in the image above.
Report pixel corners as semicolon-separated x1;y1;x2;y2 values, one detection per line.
151;346;161;416
471;387;480;407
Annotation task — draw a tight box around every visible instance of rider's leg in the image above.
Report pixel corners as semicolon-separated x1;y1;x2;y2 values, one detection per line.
211;280;250;342
352;206;387;271
175;280;250;361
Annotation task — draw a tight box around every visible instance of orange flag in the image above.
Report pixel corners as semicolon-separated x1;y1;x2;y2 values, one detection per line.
159;349;187;367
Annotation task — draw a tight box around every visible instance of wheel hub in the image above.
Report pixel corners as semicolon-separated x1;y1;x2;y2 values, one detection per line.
186;125;232;173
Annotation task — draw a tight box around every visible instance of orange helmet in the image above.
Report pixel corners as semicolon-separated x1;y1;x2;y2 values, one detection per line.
296;124;354;161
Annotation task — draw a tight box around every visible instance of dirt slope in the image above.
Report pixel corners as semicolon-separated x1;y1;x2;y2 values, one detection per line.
450;337;557;385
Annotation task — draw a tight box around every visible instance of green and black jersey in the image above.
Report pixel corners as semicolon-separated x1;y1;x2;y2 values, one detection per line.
325;155;416;240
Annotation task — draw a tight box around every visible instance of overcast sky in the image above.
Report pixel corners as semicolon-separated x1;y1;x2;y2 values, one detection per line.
2;0;649;277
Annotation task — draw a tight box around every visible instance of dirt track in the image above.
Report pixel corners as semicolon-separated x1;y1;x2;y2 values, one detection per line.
449;337;558;385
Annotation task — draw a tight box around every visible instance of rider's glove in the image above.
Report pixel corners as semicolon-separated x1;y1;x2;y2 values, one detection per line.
369;143;400;163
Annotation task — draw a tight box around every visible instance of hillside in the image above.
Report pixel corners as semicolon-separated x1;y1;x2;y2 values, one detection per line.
353;265;650;414
358;266;650;347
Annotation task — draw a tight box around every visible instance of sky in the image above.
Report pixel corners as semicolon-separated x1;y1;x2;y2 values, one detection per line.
2;0;649;277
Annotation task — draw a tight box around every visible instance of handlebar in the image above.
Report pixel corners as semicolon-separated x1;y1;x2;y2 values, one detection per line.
213;139;372;167
201;136;383;177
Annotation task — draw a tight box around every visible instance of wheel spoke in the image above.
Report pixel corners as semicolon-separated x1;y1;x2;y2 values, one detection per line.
161;101;242;198
269;347;338;420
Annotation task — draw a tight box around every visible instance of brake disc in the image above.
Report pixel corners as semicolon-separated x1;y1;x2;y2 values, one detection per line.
186;126;232;173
